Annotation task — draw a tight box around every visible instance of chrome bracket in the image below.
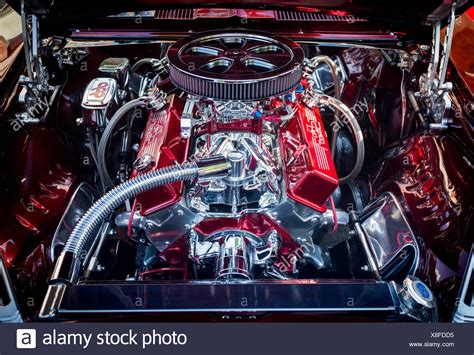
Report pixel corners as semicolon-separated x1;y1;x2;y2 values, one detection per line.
139;87;167;110
180;97;195;138
416;0;457;130
18;1;55;124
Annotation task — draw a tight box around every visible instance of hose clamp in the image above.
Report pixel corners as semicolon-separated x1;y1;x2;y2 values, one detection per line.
139;87;167;110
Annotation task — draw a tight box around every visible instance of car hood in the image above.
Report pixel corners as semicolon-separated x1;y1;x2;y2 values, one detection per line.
6;0;471;37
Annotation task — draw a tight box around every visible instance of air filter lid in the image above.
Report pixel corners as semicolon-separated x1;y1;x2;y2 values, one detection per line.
167;30;304;101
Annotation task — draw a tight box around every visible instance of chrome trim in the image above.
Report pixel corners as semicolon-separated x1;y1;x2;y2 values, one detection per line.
167;31;304;100
359;192;420;278
394;276;438;322
0;253;23;323
59;306;397;314
352;216;381;280
453;245;474;323
50;182;99;262
56;282;399;314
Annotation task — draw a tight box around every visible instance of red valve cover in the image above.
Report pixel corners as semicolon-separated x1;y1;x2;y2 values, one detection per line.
132;95;190;215
279;103;339;212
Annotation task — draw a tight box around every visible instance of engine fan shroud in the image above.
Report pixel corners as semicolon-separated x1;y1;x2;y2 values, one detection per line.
167;30;305;100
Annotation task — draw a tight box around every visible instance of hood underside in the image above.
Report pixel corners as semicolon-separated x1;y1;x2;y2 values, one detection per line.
7;0;471;33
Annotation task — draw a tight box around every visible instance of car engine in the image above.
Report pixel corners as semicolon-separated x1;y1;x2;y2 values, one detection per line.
134;31;345;280
50;30;365;283
2;19;472;322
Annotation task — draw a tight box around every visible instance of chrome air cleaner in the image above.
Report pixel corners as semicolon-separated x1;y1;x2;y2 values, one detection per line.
167;30;304;100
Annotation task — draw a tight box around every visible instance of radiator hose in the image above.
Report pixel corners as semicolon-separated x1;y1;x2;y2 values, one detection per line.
50;156;230;284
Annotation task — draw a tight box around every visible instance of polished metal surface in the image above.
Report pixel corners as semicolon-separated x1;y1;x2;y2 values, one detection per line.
304;55;347;93
227;151;246;181
395;275;438;322
195;155;231;180
266;193;325;244
167;30;304;100
50;182;99;262
188;229;284;280
216;234;254;280
359;192;419;276
188;131;280;216
453;245;474;323
0;253;23;323
98;57;130;87
352;214;381;280
144;202;204;252
41;280;400;320
81;77;119;127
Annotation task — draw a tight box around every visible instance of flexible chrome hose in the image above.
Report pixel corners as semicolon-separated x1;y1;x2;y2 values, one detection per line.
319;95;365;184
65;164;198;254
50;157;230;284
97;98;143;188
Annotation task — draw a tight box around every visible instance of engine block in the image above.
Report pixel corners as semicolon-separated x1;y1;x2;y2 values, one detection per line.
128;30;339;278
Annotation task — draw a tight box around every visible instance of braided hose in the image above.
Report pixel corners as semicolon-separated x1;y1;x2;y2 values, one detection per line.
98;89;167;189
98;98;143;188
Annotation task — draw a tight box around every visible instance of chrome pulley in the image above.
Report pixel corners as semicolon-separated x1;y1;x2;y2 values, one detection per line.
167;30;304;100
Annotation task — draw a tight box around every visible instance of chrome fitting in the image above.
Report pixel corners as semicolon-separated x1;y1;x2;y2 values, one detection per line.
195;155;231;181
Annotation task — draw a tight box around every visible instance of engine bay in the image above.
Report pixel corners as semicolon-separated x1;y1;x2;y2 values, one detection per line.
1;24;472;322
54;31;373;284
